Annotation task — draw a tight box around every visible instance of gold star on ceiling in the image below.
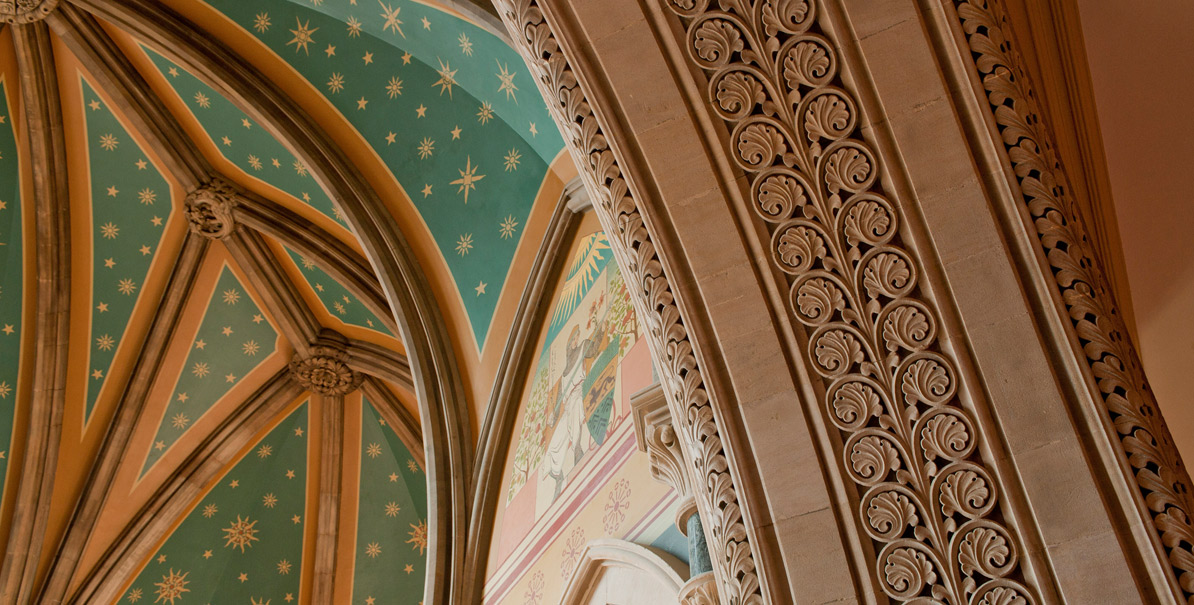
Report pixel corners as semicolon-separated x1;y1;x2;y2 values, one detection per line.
421;184;432;197
362;51;374;64
379;0;404;37
415;104;427;118
474;281;486;296
450;125;462;140
450;156;486;203
496;60;519;101
324;44;336;57
287;17;318;55
356;97;369;110
432;58;458;98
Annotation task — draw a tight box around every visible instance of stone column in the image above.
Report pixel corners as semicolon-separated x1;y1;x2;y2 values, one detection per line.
631;384;716;604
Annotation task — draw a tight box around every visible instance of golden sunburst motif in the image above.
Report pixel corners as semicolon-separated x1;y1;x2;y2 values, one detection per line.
458;32;473;56
127;587;143;602
100;221;119;239
153;569;189;605
243;340;260;356
194;92;214;110
499;215;519;240
333;301;346;314
257;444;272;459
385;76;403;99
384;502;401;517
202;503;218;518
99;133;119;150
250;598;271;605
192;362;210;378
416;137;434;159
248;155;263;170
222;515;260;552
138;188;156;205
504;148;521;172
450;156;486;203
365;442;382;458
406;519;428;555
96;334;115;351
407;459;419;472
223;288;240;304
262;493;278;508
171;412;189;429
117;278;137;295
477;101;494;125
378;0;404;37
432;58;457;97
277;559;292;574
495;60;518;101
326;72;345;94
346;16;362;37
0;382;11;399
253;12;270;33
365;542;382;558
455;233;473;256
293;160;308;176
300;257;315;269
287;17;318;54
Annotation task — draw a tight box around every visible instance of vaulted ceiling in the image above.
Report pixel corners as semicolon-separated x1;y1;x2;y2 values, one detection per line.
0;0;574;603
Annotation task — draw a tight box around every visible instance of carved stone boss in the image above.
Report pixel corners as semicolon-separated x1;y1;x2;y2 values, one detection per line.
955;0;1194;600
289;342;363;397
0;0;57;23
661;0;1040;602
184;178;238;240
494;0;766;601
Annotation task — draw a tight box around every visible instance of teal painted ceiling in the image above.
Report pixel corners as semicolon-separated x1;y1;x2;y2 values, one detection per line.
142;266;280;474
81;77;175;420
143;47;349;229
353;396;427;604
125;402;309;604
179;0;566;348
283;245;394;338
0;81;20;494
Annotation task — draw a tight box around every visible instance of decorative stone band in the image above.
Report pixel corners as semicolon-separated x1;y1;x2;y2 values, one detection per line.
662;0;1039;602
494;1;764;602
954;0;1194;600
288;343;363;397
0;0;57;24
184;178;238;240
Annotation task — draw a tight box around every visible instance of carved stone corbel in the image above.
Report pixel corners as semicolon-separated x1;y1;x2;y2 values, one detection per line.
288;333;363;396
184;178;238;240
631;383;697;530
678;572;718;605
0;0;58;23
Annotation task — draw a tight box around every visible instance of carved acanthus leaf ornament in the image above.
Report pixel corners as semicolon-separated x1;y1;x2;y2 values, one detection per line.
184;178;238;240
955;0;1194;600
289;345;362;396
0;0;57;23
663;0;1038;602
494;0;764;601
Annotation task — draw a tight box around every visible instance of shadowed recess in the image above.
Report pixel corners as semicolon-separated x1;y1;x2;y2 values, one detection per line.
0;80;20;489
124;402;310;604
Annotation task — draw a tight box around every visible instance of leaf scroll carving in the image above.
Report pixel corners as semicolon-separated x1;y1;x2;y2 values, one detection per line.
665;0;1040;602
955;0;1194;600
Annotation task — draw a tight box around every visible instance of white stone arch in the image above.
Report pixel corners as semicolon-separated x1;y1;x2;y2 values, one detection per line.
560;539;688;605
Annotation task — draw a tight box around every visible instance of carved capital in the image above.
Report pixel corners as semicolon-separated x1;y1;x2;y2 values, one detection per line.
0;0;57;24
289;343;362;396
679;572;719;605
631;383;690;499
184;178;238;240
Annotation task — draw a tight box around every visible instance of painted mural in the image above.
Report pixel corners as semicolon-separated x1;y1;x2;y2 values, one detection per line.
123;402;309;605
506;232;639;515
486;227;688;604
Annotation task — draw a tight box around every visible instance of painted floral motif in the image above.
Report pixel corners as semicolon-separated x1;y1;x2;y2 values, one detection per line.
559;527;585;580
602;479;631;535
